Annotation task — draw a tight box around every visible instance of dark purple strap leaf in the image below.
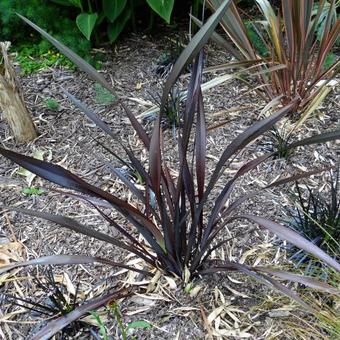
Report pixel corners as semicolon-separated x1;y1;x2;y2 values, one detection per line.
0;254;148;276
254;267;340;295
240;214;340;272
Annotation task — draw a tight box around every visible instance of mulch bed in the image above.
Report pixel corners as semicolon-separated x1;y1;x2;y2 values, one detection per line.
0;32;339;339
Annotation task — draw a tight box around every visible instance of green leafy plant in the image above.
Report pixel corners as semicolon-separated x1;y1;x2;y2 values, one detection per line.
91;311;109;339
94;83;116;105
206;0;340;126
314;0;339;42
0;1;92;54
45;98;60;110
51;0;176;43
22;187;45;195
109;303;129;339
0;2;340;337
91;303;152;340
127;320;151;330
0;1;93;74
286;168;340;277
146;0;174;23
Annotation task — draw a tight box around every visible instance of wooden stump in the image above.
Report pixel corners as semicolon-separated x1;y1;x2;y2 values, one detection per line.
0;42;37;142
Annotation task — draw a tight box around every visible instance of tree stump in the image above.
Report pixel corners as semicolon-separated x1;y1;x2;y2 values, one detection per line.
0;42;37;142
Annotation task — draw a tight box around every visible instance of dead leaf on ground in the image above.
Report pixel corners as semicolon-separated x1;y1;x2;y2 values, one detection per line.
0;241;25;267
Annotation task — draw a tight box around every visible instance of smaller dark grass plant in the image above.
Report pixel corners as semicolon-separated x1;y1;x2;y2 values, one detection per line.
0;1;340;337
2;267;78;317
286;168;340;277
1;267;101;337
268;126;294;160
147;83;182;129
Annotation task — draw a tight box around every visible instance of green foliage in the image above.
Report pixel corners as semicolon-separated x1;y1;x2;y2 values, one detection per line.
268;126;293;160
0;0;92;74
91;311;109;340
323;52;336;70
76;12;98;40
127;320;152;330
50;0;175;43
146;0;174;23
94;84;116;105
90;303;151;339
107;7;132;43
45;98;60;110
109;303;128;339
14;44;76;75
244;21;269;57
103;0;127;22
22;187;45;195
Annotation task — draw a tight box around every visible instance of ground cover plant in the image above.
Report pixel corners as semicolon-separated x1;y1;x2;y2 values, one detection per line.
0;0;340;337
0;0;93;73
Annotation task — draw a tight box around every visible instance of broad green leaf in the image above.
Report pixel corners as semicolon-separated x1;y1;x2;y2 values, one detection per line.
103;0;127;22
107;8;131;43
69;0;82;7
146;0;174;24
76;13;98;40
127;320;152;329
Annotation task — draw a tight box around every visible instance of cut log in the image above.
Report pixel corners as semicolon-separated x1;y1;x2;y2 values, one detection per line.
0;41;37;142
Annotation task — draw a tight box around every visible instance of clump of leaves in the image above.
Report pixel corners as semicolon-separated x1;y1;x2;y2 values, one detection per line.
147;83;182;128
0;3;339;337
206;0;340;123
15;44;76;75
286;168;340;277
44;98;59;111
1;267;83;337
244;21;269;57
22;187;45;195
94;83;116;105
268;126;294;160
91;303;151;340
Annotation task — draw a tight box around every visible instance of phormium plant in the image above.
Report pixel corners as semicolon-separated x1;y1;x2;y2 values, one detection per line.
206;0;340;125
0;1;340;337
